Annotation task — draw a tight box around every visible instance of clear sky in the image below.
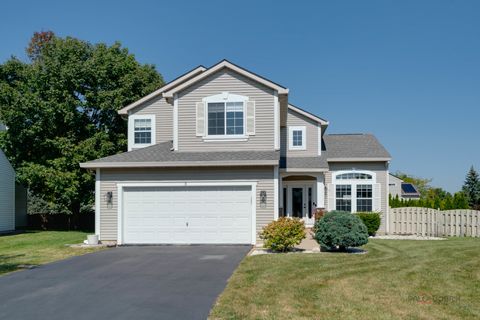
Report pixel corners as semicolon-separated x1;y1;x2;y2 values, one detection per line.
1;0;479;193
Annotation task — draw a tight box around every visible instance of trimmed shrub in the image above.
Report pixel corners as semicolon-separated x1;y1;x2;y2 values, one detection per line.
355;212;381;236
313;211;368;251
260;217;306;252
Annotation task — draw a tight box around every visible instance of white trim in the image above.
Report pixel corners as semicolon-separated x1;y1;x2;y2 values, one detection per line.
317;124;322;156
163;60;289;98
274;166;279;220
173;94;178;151
80;160;278;169
116;180;258;245
95;168;100;236
334;170;377;182
118;66;206;115
202;92;248;104
288;126;307;150
274;91;280;150
203;92;248;139
202;137;248;142
288;104;329;125
328;157;392;162
316;174;325;208
280;168;328;173
386;169;390;234
128;114;156;151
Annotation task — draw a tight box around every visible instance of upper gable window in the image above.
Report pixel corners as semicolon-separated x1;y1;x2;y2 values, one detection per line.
207;101;244;136
202;92;249;139
128;114;156;150
289;126;306;150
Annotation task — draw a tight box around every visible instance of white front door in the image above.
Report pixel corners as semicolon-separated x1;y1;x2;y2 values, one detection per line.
285;183;316;226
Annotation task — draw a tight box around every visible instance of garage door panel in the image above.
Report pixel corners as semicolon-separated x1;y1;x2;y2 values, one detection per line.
123;186;252;244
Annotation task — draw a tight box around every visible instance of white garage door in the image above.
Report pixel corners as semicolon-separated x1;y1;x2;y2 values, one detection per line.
122;186;253;244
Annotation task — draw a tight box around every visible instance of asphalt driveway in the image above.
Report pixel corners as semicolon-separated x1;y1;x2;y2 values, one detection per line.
0;245;250;320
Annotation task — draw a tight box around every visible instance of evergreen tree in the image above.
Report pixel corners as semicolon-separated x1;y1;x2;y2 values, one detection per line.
462;166;480;209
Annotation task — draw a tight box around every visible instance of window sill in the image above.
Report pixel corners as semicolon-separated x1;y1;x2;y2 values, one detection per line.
289;146;306;151
131;143;154;150
203;135;249;142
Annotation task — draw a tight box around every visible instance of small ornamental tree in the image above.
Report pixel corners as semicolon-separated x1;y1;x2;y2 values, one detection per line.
314;211;368;251
260;217;306;252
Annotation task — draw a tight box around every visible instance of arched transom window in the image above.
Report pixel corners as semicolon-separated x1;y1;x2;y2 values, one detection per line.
331;171;379;213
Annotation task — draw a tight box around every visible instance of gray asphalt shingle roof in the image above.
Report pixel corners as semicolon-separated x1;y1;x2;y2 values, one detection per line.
324;134;391;160
84;141;280;165
80;134;390;169
280;156;328;169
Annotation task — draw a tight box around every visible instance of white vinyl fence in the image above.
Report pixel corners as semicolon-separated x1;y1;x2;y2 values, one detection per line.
389;207;480;237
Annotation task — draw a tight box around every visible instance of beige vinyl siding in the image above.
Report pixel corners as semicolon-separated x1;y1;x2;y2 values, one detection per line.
131;96;173;143
99;167;274;243
325;162;389;234
281;108;319;157
0;149;15;231
177;69;275;151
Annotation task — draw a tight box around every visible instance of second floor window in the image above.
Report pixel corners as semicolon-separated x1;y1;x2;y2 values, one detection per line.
288;126;306;150
134;118;152;144
207;102;244;136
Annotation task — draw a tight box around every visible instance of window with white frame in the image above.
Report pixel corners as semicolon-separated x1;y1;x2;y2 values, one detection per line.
128;115;156;150
289;126;306;150
207;101;244;136
134;118;152;144
333;171;376;212
336;185;352;212
356;184;373;212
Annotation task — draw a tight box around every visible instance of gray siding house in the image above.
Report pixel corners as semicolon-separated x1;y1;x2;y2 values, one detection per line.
81;60;391;245
0;124;15;231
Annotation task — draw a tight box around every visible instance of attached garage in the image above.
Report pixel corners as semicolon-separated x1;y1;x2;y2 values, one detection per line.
119;184;255;245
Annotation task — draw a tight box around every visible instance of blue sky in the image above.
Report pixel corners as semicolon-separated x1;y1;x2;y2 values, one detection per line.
1;0;479;192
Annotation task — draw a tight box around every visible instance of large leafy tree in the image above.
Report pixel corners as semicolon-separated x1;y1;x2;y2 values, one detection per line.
0;31;163;222
462;166;480;209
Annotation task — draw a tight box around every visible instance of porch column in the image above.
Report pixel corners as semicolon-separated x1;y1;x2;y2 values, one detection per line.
274;166;279;220
316;174;325;209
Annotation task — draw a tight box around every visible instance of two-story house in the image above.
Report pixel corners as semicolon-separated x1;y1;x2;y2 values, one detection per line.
80;60;391;245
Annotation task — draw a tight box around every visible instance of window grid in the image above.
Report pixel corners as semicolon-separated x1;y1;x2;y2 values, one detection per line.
356;184;373;212
134;118;152;144
335;185;352;212
207;102;244;136
292;130;303;146
336;173;373;180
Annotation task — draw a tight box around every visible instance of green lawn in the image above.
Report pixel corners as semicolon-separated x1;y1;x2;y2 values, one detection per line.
0;231;105;275
210;238;480;320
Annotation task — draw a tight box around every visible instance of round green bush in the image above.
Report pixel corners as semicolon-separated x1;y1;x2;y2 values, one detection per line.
355;212;381;236
260;217;306;252
313;211;368;251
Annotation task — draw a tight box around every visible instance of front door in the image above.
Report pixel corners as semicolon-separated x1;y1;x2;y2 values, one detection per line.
285;183;316;226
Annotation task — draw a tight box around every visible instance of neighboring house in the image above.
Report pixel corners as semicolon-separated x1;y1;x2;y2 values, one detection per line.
80;60;391;245
389;173;421;200
0;123;22;231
